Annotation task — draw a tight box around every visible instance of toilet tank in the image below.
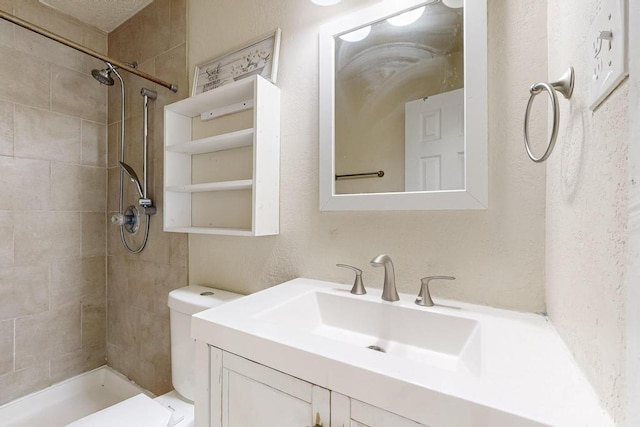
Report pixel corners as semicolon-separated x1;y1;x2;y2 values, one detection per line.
168;285;242;402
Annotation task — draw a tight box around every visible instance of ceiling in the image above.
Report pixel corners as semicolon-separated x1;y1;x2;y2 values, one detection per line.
38;0;154;33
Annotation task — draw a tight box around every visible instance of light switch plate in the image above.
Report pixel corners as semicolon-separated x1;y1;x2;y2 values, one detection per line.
589;0;628;110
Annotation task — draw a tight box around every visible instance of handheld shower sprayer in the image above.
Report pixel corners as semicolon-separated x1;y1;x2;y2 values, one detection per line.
118;161;144;199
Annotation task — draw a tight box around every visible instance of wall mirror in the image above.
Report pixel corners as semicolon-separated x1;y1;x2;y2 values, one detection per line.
319;0;487;211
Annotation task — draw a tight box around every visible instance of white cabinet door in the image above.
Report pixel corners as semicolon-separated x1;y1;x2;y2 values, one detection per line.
331;392;427;427
210;348;329;427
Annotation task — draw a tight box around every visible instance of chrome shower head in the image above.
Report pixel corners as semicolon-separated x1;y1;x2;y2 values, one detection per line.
91;61;136;86
91;67;114;85
119;161;144;199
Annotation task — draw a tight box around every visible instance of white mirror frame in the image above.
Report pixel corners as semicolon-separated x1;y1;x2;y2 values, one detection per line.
319;0;487;211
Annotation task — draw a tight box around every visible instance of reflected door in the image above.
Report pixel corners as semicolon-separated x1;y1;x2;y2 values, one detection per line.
405;89;464;191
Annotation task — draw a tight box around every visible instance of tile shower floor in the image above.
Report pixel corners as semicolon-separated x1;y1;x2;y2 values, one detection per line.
0;366;147;426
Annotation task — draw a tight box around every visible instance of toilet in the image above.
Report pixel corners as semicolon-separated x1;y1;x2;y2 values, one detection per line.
68;285;242;427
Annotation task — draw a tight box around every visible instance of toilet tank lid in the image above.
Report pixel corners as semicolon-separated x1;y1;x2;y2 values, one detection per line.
168;285;243;315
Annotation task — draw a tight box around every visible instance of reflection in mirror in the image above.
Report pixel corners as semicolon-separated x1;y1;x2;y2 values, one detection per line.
319;0;486;211
334;2;464;195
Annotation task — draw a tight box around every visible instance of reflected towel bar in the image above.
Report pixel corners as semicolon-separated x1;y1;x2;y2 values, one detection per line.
335;170;385;180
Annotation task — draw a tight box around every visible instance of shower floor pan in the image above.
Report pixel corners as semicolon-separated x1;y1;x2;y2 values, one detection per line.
0;366;149;426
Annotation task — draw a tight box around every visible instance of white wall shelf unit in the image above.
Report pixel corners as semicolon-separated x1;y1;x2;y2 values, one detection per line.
164;75;280;236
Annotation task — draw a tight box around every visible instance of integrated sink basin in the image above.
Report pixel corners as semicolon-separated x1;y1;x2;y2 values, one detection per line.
255;290;481;373
192;277;614;426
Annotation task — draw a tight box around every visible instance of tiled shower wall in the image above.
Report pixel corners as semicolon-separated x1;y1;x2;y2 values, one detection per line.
106;0;188;394
0;0;108;405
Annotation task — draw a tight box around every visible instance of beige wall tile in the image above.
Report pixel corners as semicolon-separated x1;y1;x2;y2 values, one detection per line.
0;101;13;156
51;163;106;212
14;105;81;163
51;64;107;123
156;43;187;108
137;0;171;64
106;0;187;395
0;44;49;109
107;121;120;168
125;60;156;121
169;234;187;267
133;308;169;367
0;211;13;266
107;79;122;125
107;256;128;302
81;298;106;349
0;18;14;49
81;120;107;167
0;157;50;211
127;262;155;312
0;363;49;405
123;113;143;172
0;264;48;321
81;28;108;74
49;344;105;384
106;299;133;350
107;167;120;213
14;0;83;43
108;25;141;69
82;212;106;257
15;304;81;369
50;257;105;308
170;0;186;49
0;319;13;376
14;212;81;263
14;26;83;72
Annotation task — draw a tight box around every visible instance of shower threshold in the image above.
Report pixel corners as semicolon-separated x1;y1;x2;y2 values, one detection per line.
0;366;150;426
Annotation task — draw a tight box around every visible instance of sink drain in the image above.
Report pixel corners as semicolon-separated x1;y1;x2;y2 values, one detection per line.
367;345;386;353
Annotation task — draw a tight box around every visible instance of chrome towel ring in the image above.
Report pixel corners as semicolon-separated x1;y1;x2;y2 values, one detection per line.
523;67;575;163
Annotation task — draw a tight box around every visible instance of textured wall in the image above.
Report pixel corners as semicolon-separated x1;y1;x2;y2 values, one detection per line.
626;1;640;424
106;0;188;395
545;0;629;423
0;0;108;405
187;0;548;312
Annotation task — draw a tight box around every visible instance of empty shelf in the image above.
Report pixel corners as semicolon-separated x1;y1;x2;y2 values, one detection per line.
164;226;253;236
166;180;253;193
166;128;254;154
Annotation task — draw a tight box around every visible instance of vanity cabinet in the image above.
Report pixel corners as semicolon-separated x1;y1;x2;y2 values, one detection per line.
203;346;425;427
331;393;426;427
209;348;330;427
163;75;280;236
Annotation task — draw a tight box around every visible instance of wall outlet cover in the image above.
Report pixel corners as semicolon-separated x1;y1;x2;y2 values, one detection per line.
589;0;628;111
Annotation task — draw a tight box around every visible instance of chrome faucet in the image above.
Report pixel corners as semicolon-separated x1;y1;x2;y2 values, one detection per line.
370;254;399;302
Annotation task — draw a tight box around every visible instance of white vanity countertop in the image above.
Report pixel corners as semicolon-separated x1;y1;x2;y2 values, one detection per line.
192;278;613;427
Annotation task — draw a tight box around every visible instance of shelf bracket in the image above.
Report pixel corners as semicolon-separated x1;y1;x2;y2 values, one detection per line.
201;99;254;121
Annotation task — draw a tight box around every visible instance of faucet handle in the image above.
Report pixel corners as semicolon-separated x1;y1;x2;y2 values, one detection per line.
336;264;366;295
416;276;455;307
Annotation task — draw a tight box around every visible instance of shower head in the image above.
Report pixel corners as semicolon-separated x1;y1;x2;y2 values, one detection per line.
119;161;144;199
91;67;114;86
91;61;136;86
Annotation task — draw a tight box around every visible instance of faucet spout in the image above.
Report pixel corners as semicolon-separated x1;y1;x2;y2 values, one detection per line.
370;254;399;302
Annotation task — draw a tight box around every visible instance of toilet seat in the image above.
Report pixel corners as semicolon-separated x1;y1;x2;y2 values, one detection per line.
66;394;173;427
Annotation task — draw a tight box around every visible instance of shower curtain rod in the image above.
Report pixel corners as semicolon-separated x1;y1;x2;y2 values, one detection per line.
0;10;178;93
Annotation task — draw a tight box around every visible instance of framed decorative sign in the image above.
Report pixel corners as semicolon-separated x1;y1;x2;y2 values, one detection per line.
192;29;282;96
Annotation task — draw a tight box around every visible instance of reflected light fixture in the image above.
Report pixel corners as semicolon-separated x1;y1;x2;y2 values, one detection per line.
387;6;426;26
339;25;372;42
311;0;341;5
